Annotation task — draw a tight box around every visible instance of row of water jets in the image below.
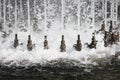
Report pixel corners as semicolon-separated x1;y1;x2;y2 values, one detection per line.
13;20;119;52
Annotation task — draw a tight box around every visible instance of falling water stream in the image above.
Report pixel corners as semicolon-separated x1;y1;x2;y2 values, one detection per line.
20;0;23;21
15;0;17;33
61;0;64;31
8;0;11;22
34;0;36;17
27;0;31;34
44;0;47;33
3;0;6;31
0;0;1;20
77;0;80;30
91;0;95;28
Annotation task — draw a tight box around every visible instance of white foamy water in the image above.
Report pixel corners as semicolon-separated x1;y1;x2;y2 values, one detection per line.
0;25;119;66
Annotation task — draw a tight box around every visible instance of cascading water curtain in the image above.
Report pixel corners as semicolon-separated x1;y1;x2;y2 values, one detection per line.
61;0;64;30
77;0;80;30
0;0;119;33
0;0;1;20
27;0;30;33
3;0;6;32
44;0;47;33
15;0;17;33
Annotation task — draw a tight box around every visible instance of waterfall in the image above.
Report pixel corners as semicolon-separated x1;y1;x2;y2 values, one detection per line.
20;0;23;20
115;0;118;26
0;0;1;20
111;0;117;26
27;0;30;33
91;0;95;27
61;0;64;30
111;0;114;25
112;0;114;19
77;0;80;30
34;0;36;17
8;0;11;22
3;0;6;31
0;0;119;32
105;0;107;27
44;0;47;32
15;0;17;32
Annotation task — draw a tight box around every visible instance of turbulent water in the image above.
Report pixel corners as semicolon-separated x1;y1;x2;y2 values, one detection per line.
0;0;120;79
0;57;120;80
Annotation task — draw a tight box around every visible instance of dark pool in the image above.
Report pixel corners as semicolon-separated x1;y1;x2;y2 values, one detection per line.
0;58;120;80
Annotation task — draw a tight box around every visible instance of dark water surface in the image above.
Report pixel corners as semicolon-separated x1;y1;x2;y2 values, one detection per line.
0;59;120;80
